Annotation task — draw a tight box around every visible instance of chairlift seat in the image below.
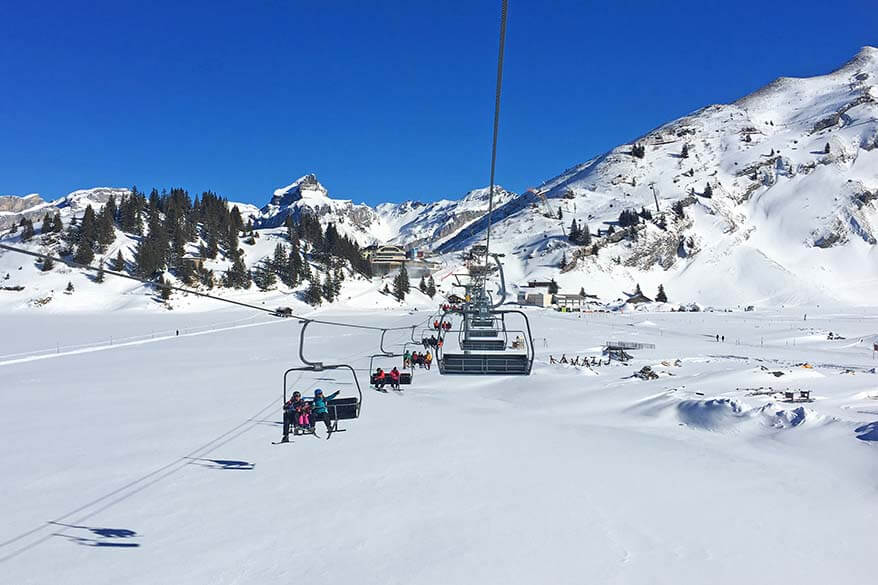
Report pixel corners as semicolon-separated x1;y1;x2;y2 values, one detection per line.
460;339;506;351
466;329;499;338
370;373;412;385
326;397;360;420
440;352;531;375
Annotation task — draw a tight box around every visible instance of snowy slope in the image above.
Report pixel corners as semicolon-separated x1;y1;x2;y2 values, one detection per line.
375;186;517;249
435;47;878;307
1;307;876;584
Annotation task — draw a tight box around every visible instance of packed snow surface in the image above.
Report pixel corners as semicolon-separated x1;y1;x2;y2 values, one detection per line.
1;305;875;584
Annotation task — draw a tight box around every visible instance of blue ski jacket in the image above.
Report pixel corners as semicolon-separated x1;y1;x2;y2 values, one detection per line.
311;391;340;414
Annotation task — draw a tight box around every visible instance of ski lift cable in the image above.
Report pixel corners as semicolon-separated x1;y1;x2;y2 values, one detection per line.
0;243;426;334
483;0;508;261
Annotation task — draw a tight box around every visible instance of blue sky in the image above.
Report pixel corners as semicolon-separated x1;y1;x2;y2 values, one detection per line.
1;1;876;206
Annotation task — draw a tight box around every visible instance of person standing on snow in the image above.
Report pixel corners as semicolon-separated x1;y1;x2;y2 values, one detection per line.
311;388;340;433
425;350;433;370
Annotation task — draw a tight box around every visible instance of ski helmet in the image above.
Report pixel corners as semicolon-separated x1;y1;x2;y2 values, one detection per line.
314;389;323;396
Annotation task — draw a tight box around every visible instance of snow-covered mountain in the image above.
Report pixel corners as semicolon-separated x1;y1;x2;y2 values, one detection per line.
249;173;517;250
436;46;878;306
251;174;382;246
3;47;878;308
375;186;517;249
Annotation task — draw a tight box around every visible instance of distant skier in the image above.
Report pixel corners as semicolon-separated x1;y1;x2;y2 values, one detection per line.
560;354;568;364
721;335;725;342
311;388;340;433
550;355;557;364
425;350;432;370
716;334;719;342
403;350;411;368
433;320;440;330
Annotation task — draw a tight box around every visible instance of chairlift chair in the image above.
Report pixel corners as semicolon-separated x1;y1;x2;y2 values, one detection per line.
437;308;535;375
368;353;413;390
279;320;364;441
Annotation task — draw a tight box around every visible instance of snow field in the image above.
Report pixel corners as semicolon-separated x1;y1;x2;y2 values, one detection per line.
0;306;875;584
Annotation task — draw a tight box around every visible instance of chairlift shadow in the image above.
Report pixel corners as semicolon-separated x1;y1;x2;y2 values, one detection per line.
185;457;255;470
51;522;141;548
55;534;141;548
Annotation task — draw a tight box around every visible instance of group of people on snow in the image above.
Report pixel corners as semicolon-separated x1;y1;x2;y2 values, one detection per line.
373;366;403;390
404;349;432;370
549;354;608;367
282;388;340;440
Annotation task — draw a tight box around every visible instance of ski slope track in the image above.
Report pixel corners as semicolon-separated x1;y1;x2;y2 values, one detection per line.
0;307;876;584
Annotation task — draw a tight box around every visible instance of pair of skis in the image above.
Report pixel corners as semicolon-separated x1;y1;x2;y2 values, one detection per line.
272;427;336;444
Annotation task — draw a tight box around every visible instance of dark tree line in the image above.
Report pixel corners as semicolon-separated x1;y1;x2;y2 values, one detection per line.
568;219;592;246
50;186;370;303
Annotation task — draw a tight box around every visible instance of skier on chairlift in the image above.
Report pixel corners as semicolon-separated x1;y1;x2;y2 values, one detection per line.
281;391;310;442
389;366;401;390
374;368;387;389
311;388;340;433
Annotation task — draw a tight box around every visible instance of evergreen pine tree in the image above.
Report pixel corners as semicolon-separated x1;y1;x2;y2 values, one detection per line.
426;275;436;298
392;271;406;301
560;251;567;268
158;276;171;300
332;266;344;297
548;279;559;294
681;144;689;158
557;207;563;220
74;241;95;265
703;183;713;198
419;275;427;294
579;286;586;297
253;261;277;291
306;279;322;306
95;261;105;283
581;223;591;245
224;254;251;289
399;263;410;293
322;272;335;302
287;243;302;287
272;243;288;273
634;283;643;296
41;255;54;272
568;218;580;243
113;250;125;272
20;218;35;241
51;212;63;233
41;213;52;235
66;281;74;293
656;284;668;303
